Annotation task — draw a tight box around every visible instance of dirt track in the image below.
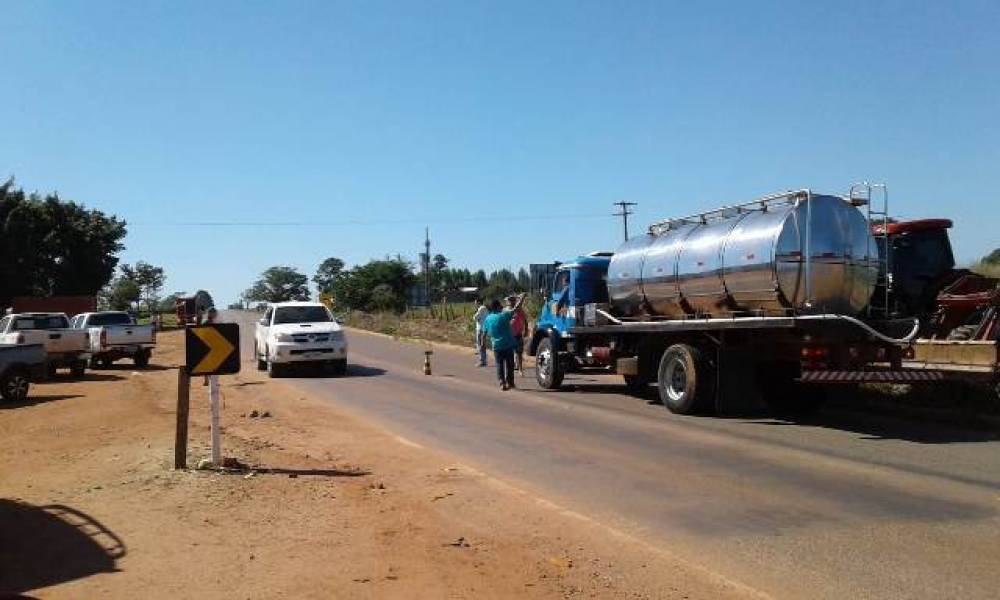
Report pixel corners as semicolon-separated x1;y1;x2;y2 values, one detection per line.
0;330;751;599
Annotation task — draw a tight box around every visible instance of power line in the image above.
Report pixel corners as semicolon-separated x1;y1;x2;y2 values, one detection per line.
130;213;614;227
613;201;638;241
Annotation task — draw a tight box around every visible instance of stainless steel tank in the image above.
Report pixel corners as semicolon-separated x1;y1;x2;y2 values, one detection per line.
606;192;878;318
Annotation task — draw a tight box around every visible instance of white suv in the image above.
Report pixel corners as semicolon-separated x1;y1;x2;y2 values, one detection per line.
254;302;348;377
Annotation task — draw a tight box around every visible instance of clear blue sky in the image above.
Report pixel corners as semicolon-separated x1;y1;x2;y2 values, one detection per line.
3;1;998;304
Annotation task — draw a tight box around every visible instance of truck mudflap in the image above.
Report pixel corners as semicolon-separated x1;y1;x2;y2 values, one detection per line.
800;370;946;383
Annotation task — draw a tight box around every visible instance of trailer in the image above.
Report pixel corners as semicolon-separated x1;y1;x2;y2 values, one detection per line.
528;186;997;414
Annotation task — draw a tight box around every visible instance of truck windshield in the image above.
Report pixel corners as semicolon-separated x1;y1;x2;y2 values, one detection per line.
88;313;134;326
13;316;70;330
273;306;332;325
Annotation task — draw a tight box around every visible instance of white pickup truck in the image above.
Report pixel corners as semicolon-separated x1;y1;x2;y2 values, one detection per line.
254;301;348;377
71;311;156;368
0;312;90;378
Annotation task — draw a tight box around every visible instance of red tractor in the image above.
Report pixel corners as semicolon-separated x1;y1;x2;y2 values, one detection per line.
874;219;999;387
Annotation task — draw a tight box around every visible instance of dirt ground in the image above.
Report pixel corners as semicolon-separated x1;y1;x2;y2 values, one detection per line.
0;331;757;599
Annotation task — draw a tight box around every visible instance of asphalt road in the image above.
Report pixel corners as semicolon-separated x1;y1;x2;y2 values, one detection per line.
228;311;1000;599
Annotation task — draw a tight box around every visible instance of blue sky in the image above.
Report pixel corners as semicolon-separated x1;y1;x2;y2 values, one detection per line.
3;0;998;304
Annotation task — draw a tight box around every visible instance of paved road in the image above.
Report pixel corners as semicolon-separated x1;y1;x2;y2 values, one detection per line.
229;311;1000;599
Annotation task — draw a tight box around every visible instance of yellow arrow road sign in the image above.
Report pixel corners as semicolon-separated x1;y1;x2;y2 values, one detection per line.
190;326;236;374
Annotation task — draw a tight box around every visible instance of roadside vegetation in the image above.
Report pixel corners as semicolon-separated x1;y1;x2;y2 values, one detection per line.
0;178;126;308
971;248;1000;278
240;255;538;347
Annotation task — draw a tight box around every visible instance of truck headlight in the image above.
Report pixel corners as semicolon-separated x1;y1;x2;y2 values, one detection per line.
276;333;294;342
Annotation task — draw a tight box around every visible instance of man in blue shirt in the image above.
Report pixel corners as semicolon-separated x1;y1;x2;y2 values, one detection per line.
482;293;526;391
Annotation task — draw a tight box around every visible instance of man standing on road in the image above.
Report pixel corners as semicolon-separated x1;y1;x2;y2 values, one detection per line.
483;293;526;391
472;297;488;367
506;295;528;376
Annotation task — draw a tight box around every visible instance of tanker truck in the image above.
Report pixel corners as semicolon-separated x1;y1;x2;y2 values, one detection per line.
528;186;996;415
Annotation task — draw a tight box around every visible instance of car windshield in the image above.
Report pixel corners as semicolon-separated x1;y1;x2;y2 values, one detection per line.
273;306;332;325
88;313;134;326
13;316;70;330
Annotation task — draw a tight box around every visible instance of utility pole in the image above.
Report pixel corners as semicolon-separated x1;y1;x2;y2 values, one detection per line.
613;201;638;241
423;227;431;306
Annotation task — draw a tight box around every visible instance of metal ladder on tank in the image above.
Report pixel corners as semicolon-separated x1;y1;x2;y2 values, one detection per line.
849;182;890;319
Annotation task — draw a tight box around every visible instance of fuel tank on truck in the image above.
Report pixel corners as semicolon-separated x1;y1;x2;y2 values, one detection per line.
606;191;879;318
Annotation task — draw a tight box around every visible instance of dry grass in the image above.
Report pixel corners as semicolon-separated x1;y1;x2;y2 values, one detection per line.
343;306;479;347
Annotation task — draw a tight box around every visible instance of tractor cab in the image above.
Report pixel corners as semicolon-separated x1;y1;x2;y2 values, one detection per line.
531;253;611;353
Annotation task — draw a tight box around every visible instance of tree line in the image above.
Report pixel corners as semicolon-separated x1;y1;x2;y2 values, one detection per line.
244;254;534;313
0;179;127;309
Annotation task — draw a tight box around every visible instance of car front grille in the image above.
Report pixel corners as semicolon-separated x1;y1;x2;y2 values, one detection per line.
291;333;334;343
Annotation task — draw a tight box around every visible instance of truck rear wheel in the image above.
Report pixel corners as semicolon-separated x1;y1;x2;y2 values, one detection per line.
134;350;151;368
0;368;30;402
657;344;713;414
535;337;564;390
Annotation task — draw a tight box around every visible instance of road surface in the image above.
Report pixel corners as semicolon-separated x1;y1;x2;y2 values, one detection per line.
229;311;1000;599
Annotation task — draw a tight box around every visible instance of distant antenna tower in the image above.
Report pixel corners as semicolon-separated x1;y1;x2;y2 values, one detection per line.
613;201;637;241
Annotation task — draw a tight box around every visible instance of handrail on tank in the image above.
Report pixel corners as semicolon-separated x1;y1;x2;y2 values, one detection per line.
647;187;817;309
647;188;812;234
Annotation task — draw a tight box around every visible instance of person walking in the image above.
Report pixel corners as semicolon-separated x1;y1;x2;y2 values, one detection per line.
506;295;528;376
483;293;526;391
472;297;489;367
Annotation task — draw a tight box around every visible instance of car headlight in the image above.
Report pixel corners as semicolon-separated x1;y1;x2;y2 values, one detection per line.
276;333;294;342
330;330;344;341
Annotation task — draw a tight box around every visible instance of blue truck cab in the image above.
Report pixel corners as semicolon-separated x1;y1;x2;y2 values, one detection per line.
529;253;612;379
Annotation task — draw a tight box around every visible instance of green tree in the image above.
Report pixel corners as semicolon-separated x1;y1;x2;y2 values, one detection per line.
103;277;141;311
246;266;311;303
0;179;127;307
331;258;415;312
313;257;346;294
120;261;165;316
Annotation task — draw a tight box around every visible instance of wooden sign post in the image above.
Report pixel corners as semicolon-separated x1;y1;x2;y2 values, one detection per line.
174;369;191;469
175;323;240;469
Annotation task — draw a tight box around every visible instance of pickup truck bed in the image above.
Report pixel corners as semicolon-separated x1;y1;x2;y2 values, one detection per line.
0;313;90;378
72;312;156;368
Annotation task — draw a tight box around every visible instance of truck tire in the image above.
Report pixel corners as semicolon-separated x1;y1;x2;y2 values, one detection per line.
0;368;31;403
256;345;267;371
134;350;151;368
70;360;87;379
535;337;564;390
657;344;713;414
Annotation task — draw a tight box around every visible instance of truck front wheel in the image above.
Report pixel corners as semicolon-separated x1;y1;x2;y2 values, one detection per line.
657;344;713;414
535;337;564;390
0;368;31;402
